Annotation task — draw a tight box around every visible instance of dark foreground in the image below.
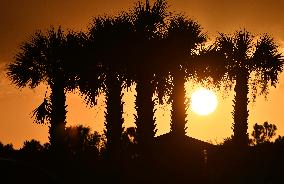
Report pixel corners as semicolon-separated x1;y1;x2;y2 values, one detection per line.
1;135;283;184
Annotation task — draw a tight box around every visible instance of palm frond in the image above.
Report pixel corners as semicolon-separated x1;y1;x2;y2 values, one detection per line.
251;34;284;98
7;31;47;88
31;97;51;124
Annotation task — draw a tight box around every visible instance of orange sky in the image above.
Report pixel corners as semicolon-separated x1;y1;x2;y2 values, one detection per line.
1;0;284;148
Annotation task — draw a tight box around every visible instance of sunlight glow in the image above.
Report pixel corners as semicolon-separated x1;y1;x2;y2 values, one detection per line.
191;88;218;116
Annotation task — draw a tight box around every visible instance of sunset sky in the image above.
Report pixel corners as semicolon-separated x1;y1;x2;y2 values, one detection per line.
1;0;284;148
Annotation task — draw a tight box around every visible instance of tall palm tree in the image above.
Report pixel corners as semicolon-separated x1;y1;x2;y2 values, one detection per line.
161;15;207;137
216;30;283;147
127;0;169;153
85;13;136;160
7;27;79;152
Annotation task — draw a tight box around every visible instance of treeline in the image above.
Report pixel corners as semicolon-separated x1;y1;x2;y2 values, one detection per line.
1;122;284;183
0;125;137;158
0;125;138;183
1;122;282;156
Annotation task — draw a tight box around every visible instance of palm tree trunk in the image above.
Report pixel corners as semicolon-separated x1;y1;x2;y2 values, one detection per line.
104;73;124;161
232;69;249;147
170;70;187;137
49;79;67;153
135;76;156;154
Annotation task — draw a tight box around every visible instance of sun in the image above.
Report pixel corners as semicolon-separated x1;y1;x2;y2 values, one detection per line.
190;88;218;116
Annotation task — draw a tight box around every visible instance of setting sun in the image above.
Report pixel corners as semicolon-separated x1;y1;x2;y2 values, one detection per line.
191;88;218;116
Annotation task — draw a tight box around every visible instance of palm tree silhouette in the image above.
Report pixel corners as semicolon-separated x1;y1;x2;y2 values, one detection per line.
162;15;207;137
85;14;137;161
216;30;283;147
128;0;169;154
7;27;79;152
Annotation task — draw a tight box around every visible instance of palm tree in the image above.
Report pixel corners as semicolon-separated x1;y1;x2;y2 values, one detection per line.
127;0;169;154
216;30;283;147
160;15;207;137
7;27;79;152
86;14;136;161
